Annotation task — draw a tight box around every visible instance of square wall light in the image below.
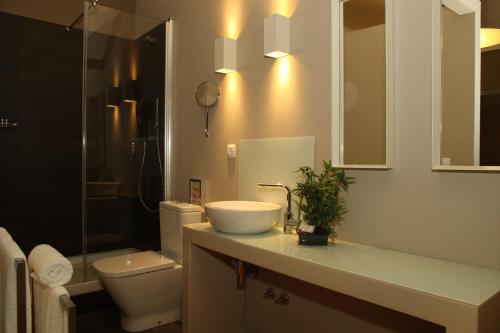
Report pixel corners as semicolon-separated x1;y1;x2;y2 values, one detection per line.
264;14;290;58
214;37;237;74
123;79;139;102
106;86;120;107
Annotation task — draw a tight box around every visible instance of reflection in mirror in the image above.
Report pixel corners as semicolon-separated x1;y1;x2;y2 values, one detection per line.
436;0;500;169
441;4;476;166
195;81;220;137
332;0;393;169
195;81;220;108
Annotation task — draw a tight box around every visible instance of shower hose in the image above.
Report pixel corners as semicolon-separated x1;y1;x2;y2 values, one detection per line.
138;98;164;213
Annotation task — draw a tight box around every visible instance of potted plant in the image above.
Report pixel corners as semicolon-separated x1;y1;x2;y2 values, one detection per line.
293;160;355;245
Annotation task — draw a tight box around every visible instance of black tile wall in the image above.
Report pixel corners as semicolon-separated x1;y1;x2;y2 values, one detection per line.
0;11;83;256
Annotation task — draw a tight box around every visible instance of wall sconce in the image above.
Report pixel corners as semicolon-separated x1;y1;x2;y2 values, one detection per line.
481;0;500;49
214;37;237;74
106;86;120;108
264;14;290;58
123;79;139;102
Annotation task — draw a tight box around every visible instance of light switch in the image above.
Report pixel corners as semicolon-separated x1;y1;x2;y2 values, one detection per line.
227;144;237;159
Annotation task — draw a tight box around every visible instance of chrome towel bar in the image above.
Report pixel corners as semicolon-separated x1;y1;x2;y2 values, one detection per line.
1;118;18;128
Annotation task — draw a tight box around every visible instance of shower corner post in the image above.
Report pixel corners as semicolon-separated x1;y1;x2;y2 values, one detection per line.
81;0;91;281
164;18;174;202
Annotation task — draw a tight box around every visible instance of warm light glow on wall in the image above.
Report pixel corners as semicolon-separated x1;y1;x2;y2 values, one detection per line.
220;71;244;138
269;0;298;17
267;55;298;117
227;20;238;40
223;0;244;39
481;28;500;49
277;56;291;85
226;72;238;93
129;103;137;139
113;63;120;87
130;45;138;81
112;106;120;136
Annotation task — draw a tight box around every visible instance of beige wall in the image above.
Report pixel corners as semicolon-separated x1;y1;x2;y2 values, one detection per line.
442;8;475;166
137;0;500;271
137;0;332;204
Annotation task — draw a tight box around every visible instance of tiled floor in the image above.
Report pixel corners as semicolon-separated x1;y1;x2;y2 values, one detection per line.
75;291;182;333
77;306;182;333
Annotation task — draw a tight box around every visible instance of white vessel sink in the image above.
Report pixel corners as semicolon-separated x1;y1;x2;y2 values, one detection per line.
204;201;281;234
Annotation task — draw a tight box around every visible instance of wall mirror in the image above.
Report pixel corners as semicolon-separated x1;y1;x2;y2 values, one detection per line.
332;0;394;169
195;81;220;137
433;0;500;171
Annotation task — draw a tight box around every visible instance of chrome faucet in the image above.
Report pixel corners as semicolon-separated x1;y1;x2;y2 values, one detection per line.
257;183;300;233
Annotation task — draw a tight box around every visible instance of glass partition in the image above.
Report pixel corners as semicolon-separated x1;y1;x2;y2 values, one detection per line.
83;2;167;258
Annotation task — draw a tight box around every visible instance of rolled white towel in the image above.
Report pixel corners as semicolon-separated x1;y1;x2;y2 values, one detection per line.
32;280;70;333
0;238;32;333
28;245;73;288
0;227;12;241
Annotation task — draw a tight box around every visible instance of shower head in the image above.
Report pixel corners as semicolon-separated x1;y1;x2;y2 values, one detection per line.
144;35;158;43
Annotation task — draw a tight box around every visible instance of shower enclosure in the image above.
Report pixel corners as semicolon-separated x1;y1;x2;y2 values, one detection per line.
79;2;172;286
0;0;172;294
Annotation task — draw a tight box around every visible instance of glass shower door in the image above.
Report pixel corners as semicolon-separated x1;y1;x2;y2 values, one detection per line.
83;2;167;264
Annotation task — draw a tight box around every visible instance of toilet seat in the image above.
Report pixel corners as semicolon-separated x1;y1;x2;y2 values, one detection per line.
92;251;175;278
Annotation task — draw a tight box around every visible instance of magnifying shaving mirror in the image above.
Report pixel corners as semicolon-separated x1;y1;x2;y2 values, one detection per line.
195;81;220;137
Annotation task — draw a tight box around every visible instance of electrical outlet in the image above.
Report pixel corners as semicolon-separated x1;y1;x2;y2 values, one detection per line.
227;144;237;159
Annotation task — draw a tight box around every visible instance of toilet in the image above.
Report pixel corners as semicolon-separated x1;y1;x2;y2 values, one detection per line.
92;201;201;332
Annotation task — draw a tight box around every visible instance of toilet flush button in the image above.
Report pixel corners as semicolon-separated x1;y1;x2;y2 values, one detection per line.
227;144;237;159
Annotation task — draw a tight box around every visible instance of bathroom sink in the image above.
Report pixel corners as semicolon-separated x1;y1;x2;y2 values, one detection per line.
204;201;281;234
87;182;121;198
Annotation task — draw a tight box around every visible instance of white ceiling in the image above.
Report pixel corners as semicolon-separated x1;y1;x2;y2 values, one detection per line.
0;0;161;39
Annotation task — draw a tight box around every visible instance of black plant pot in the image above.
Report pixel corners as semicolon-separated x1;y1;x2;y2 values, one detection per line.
298;232;329;246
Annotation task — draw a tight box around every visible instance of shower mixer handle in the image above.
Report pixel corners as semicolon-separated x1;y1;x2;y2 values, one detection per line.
130;141;136;158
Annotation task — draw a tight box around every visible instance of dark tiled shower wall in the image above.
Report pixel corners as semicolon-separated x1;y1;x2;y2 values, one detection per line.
133;23;166;252
0;11;166;257
0;12;83;256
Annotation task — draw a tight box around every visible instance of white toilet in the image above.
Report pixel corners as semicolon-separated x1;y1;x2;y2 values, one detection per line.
92;201;201;332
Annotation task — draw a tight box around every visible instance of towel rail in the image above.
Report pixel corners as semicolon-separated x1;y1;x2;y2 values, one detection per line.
15;258;27;333
60;295;77;333
14;258;77;333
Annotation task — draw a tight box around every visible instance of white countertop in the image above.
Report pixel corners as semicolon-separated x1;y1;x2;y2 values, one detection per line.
184;224;500;332
184;223;500;307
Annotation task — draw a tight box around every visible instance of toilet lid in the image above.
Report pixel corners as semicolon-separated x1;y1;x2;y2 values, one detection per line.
92;251;176;278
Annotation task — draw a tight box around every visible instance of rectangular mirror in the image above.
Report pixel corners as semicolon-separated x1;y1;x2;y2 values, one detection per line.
332;0;394;169
433;0;500;171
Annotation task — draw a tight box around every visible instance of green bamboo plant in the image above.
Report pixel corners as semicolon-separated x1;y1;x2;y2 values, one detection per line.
293;160;355;240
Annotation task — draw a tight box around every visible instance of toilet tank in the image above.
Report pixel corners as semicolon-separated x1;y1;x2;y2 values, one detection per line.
159;201;202;264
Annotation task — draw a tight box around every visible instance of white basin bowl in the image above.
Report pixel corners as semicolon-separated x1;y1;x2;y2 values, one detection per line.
204;201;282;234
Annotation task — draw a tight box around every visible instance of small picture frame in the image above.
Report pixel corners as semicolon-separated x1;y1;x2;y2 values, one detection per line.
189;178;202;206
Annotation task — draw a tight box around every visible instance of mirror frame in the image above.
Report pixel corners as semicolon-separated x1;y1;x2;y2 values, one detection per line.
432;0;500;172
331;0;395;170
195;81;220;108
